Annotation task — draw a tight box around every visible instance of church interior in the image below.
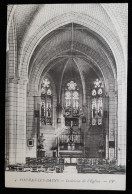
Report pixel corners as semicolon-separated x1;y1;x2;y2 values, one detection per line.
5;4;127;173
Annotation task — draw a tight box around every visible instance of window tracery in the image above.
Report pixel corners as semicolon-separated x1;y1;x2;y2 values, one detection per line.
41;78;52;125
64;81;79;117
91;79;103;126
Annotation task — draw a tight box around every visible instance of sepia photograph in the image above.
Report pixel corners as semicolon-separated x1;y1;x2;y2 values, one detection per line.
5;3;128;190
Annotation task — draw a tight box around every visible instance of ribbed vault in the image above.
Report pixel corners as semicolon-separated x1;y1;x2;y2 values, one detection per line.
28;23;116;97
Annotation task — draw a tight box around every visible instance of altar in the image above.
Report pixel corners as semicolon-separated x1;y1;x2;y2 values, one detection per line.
58;150;83;159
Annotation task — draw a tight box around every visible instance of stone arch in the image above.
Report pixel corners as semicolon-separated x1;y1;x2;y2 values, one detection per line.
102;4;127;68
7;5;17;51
28;47;114;97
18;12;125;82
7;9;126;165
18;12;126;165
19;16;126;161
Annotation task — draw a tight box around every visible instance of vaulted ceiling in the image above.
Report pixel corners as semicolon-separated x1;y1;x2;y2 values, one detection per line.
28;23;116;91
7;4;128;94
8;4;128;50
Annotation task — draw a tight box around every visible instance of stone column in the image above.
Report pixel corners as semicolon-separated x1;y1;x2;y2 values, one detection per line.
117;83;127;166
82;104;88;155
6;77;27;164
5;50;9;166
114;93;118;160
104;95;109;159
6;78;17;164
26;93;39;159
15;78;27;164
108;90;117;161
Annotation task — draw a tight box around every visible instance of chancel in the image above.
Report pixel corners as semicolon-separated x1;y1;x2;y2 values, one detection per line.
5;4;127;174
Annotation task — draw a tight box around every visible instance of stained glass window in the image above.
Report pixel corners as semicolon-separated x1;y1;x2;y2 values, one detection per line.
64;81;79;117
91;79;103;126
41;78;52;125
65;91;71;107
73;91;79;108
67;81;77;90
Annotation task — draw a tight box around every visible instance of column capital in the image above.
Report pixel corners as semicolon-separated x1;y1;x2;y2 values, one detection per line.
7;77;28;85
